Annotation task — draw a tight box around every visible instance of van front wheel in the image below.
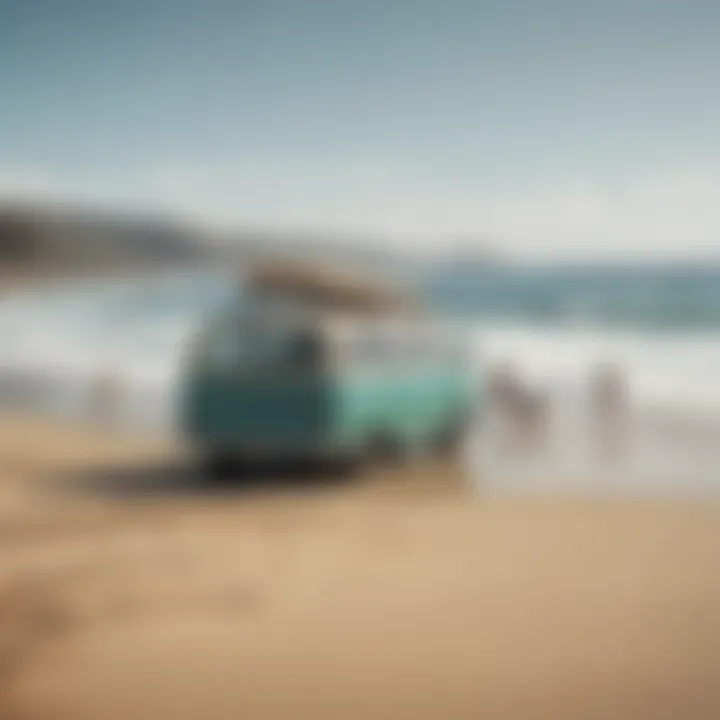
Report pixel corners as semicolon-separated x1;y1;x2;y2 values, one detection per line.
200;451;243;481
365;432;412;469
433;417;470;460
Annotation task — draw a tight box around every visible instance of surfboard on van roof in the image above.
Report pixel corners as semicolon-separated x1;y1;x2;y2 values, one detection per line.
245;259;425;317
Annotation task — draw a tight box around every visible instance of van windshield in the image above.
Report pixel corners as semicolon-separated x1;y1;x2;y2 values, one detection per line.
203;317;326;372
283;330;324;368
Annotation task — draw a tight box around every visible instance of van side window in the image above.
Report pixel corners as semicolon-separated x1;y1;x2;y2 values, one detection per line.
283;330;325;369
356;331;395;365
411;332;432;365
446;335;467;366
205;318;283;370
412;330;459;366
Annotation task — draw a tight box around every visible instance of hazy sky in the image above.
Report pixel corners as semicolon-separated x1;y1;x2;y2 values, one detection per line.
2;0;720;257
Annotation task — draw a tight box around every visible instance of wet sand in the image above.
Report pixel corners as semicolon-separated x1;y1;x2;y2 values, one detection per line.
1;416;719;720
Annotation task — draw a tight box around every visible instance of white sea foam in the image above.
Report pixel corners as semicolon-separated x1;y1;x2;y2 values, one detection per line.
469;324;720;496
0;271;233;433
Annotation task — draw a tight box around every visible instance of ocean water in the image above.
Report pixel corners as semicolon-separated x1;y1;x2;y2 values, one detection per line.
466;323;720;496
0;270;240;432
438;264;720;495
0;266;718;496
430;263;720;330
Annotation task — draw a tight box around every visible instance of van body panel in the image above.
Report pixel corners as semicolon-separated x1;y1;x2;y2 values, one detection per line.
179;306;479;462
329;369;475;449
181;372;333;452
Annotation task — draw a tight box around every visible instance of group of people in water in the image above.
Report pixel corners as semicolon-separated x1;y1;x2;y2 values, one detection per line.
485;360;629;463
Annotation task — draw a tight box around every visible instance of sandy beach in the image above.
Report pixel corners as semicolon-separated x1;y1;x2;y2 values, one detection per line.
0;415;718;720
5;0;720;714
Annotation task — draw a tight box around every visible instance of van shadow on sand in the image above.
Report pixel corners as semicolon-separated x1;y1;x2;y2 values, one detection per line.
46;457;357;502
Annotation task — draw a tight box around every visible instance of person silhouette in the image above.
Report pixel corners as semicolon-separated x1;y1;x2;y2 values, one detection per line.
589;362;628;461
486;362;549;459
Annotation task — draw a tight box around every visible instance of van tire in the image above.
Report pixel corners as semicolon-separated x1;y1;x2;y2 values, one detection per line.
365;432;409;469
328;453;364;477
433;416;470;460
200;452;242;482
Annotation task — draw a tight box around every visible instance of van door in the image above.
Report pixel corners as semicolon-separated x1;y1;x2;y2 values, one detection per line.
183;314;332;449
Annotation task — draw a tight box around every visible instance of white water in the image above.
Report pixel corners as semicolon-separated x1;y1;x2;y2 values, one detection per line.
0;272;236;434
468;324;720;496
0;275;718;496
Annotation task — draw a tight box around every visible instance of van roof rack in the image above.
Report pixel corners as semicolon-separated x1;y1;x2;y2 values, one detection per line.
246;260;425;317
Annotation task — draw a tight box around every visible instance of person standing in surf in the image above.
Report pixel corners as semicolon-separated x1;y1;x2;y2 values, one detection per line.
589;362;629;462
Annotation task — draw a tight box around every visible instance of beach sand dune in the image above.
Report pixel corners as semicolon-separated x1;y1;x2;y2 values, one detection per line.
0;416;719;720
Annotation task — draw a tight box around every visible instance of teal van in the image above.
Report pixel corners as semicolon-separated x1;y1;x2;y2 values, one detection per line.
180;295;478;478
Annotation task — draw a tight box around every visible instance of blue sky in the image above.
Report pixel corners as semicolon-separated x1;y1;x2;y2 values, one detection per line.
2;0;720;257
